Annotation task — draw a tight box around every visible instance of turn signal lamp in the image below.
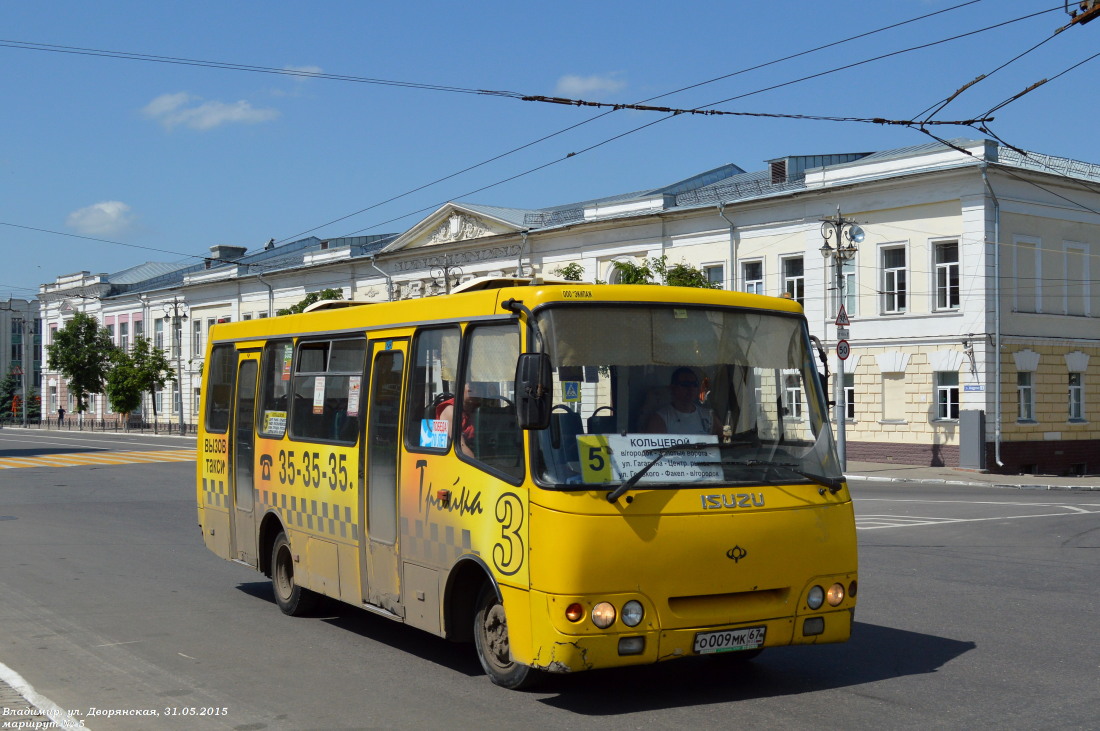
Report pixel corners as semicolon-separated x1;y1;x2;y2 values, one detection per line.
565;603;585;622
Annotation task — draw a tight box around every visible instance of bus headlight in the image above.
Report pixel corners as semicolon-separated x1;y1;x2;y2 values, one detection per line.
807;585;825;610
591;602;616;629
621;600;644;627
826;583;846;606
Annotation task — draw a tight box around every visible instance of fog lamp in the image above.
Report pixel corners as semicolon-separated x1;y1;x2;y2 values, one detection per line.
618;637;645;656
591;602;616;629
803;617;825;636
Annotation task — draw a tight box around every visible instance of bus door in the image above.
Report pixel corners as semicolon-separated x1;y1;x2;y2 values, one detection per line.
359;338;408;614
230;353;260;566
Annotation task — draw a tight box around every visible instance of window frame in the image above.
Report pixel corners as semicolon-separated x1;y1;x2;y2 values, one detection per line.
404;326;462;454
1068;372;1084;422
781;255;805;306
1017;371;1036;422
741;259;764;296
287;336;366;445
934;240;960;311
935;371;960;421
881;245;908;314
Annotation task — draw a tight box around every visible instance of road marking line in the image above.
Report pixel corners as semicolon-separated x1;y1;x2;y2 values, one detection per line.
0;449;196;470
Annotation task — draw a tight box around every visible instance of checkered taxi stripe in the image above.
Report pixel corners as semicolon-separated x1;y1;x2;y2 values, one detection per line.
0;448;196;470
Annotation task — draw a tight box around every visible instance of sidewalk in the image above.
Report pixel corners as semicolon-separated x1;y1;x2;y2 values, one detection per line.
845;460;1100;491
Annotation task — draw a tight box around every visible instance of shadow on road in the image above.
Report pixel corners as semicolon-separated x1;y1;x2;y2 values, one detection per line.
0;447;102;458
237;580;974;710
235;581;482;676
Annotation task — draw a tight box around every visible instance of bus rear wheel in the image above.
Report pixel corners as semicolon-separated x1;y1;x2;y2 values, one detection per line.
271;532;317;616
473;585;541;689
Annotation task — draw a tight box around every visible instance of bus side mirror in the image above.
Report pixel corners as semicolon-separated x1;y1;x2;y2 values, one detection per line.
515;353;552;430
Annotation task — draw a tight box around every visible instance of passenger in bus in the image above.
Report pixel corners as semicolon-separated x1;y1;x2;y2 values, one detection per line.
646;367;720;436
436;383;478;456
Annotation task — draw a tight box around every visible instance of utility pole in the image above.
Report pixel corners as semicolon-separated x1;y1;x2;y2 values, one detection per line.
819;207;863;470
163;298;188;435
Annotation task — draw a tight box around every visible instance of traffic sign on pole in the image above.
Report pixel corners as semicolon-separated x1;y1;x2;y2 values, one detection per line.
836;340;851;360
835;304;850;327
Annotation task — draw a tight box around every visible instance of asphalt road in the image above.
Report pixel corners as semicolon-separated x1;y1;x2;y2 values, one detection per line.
1;429;1097;729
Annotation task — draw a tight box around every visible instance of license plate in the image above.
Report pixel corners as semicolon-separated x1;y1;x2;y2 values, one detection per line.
693;626;766;654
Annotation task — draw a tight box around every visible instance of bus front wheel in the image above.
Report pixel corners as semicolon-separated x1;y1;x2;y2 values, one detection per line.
473;585;541;689
271;532;317;616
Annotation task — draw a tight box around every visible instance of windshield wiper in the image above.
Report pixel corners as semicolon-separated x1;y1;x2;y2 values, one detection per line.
719;459;844;494
606;441;713;504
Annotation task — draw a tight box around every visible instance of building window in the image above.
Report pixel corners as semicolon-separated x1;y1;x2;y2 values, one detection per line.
1017;372;1035;422
134;320;143;339
882;374;906;422
844;373;855;420
1069;373;1084;421
882;247;907;313
106;323;115;344
782;257;804;305
742;261;763;295
192;320;203;357
831;258;857;318
935;371;959;420
784;373;803;419
704;264;725;289
119;321;129;351
935;242;960;310
154;318;164;351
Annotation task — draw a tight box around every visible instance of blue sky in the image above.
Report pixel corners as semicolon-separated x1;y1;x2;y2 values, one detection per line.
2;0;1097;301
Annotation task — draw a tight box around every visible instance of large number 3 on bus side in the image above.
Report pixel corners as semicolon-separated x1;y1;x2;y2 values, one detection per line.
492;493;524;576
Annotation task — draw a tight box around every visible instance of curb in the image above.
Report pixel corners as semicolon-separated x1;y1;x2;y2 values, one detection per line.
845;473;1100;491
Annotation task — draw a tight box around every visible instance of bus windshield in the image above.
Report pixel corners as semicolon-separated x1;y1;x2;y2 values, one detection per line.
532;304;841;490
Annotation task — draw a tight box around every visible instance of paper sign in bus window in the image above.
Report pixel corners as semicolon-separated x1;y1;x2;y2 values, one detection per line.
420;418;450;448
313;376;326;414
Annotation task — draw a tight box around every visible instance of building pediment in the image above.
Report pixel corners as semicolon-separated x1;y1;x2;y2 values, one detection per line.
382;204;524;253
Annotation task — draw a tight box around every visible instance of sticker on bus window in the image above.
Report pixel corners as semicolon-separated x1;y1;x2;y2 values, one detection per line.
347;376;362;416
263;410;287;436
281;344;292;381
313;376;326;414
577;434;612;483
420;419;449;448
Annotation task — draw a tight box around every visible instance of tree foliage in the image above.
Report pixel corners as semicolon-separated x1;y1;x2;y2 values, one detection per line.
0;370;38;421
105;336;175;423
551;262;586;281
277;288;345;316
46;312;115;413
609;256;720;288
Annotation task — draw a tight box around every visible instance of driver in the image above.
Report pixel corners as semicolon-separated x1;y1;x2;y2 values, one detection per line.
647;367;719;436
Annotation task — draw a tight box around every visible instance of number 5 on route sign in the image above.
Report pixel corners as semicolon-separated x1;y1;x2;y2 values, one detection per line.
836;340;851;360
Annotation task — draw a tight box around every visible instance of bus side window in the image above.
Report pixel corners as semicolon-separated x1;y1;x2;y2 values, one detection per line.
461;324;523;481
404;327;460;452
258;340;292;438
289;338;365;445
205;344;238;433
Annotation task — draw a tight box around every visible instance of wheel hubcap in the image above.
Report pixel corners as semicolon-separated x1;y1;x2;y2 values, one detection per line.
482;604;511;670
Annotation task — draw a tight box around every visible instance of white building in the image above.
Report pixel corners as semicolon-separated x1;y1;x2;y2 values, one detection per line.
37;138;1100;474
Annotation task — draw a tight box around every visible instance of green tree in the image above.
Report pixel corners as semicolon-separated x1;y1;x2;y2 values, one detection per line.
551;262;585;281
111;335;175;428
277;288;344;316
0;369;19;422
609;256;719;288
46;312;115;416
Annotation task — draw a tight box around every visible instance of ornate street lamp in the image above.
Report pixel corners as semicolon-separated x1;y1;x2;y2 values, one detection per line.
162;298;188;435
820;207;863;469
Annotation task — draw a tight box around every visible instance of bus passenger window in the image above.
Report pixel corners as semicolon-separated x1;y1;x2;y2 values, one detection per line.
461;324;523;480
404;327;460;452
258;340;292;438
205;345;238;434
289;337;366;444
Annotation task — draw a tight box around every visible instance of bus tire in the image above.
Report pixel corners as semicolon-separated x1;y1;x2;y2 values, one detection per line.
271;532;317;616
473;585;541;690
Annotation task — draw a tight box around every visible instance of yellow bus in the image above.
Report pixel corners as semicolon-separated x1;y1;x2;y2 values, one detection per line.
196;279;858;688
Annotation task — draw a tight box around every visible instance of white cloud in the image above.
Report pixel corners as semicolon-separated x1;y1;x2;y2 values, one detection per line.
554;73;626;99
66;201;135;237
141;92;280;130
